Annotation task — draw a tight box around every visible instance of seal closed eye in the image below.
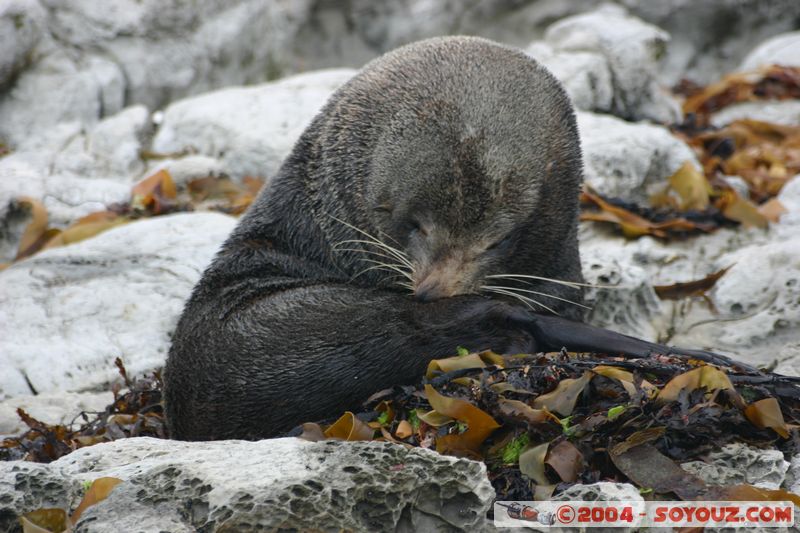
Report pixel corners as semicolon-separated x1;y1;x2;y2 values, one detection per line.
164;36;750;441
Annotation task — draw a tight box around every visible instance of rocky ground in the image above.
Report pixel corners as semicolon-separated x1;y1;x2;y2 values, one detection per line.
1;1;799;531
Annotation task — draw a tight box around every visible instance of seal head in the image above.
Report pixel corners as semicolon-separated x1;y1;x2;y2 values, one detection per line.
239;36;585;315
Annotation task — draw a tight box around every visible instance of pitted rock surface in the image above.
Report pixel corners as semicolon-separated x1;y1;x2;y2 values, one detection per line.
0;462;83;531
680;443;790;490
0;438;494;533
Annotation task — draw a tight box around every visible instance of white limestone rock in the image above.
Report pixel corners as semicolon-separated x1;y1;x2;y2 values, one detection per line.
580;229;663;341
49;105;152;181
145;155;228;189
739;31;800;72
0;438;494;532
71;0;314;111
577;220;778;359
0;154;132;263
773;343;800;378
152;69;355;182
680;443;790;490
553;481;644;503
526;42;614;113
711;101;800;128
667;235;800;367
0;1;317;150
0;0;46;88
577;207;794;366
553;482;644;533
0;213;235;400
0;391;113;437
543;5;680;123
626;0;800;85
774;174;800;239
783;454;800;495
577;111;698;203
578;213;800;369
0;461;83;528
0;105;154;262
42;0;314;106
721;175;752;200
0;50;125;149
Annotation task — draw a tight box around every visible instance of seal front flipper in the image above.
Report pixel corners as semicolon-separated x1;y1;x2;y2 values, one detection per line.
526;313;759;373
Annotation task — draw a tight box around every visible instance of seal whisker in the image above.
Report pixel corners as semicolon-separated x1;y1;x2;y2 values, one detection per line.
375;229;404;248
333;238;414;270
328;216;414;269
486;273;583;289
482;284;592;311
333;240;414;269
351;263;403;282
353;258;414;281
370;271;412;290
332;245;414;270
482;286;560;315
486;274;619;290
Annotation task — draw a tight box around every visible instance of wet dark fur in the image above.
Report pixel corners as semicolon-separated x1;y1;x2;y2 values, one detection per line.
164;37;746;440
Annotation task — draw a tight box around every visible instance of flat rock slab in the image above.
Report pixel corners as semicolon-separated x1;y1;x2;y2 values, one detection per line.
0;437;494;532
151;69;357;182
0;212;236;400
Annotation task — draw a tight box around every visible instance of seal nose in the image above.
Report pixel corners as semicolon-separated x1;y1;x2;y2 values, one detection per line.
414;274;449;302
414;256;469;302
414;281;440;302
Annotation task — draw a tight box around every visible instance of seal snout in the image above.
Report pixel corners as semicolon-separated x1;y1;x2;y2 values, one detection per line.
413;252;475;302
414;276;449;302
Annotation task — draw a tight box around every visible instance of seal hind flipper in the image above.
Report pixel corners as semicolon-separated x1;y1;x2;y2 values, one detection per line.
526;313;759;373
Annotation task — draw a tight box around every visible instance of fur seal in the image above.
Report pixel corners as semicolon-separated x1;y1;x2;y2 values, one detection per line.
164;36;750;440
